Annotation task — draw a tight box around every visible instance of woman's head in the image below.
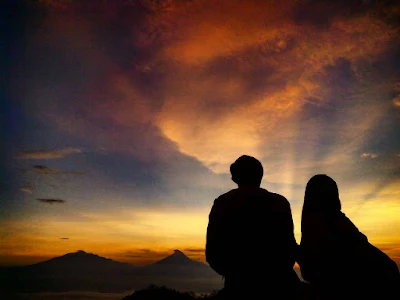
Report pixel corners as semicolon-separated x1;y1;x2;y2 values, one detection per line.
303;174;341;214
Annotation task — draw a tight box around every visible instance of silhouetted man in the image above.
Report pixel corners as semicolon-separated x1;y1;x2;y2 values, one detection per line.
206;155;300;299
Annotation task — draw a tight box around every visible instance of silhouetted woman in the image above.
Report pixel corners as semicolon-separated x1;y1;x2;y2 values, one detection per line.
299;174;400;300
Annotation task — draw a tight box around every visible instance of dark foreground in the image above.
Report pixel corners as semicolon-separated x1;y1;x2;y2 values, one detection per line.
122;284;311;300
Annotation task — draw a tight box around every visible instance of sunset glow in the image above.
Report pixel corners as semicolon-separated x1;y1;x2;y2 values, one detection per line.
2;0;399;268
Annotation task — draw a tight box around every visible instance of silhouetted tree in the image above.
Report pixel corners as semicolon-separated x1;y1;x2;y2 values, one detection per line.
121;285;227;300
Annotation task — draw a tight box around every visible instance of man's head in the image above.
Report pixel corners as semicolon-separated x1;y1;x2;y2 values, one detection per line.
230;155;264;187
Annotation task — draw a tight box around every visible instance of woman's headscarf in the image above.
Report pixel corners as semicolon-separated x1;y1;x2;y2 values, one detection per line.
301;174;342;232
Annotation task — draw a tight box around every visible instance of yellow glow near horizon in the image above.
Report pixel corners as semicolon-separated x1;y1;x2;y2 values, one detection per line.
0;208;210;265
2;0;400;272
2;180;400;266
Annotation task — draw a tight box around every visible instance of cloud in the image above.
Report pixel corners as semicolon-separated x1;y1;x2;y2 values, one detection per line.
20;188;33;194
182;247;205;259
18;0;399;181
60;237;69;240
183;247;204;253
5;2;396;232
24;182;34;188
95;147;108;155
393;81;400;107
121;248;205;264
6;0;399;240
361;153;379;159
16;147;82;160
362;168;400;201
33;165;53;171
122;248;173;264
36;198;66;204
181;248;206;262
32;165;86;176
149;1;398;173
124;248;167;257
393;94;400;107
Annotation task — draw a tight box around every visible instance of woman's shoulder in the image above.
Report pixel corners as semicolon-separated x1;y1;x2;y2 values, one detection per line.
301;211;367;242
334;212;368;242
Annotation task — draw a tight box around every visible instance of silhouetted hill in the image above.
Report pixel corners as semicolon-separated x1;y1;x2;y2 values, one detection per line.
138;249;216;277
130;250;221;292
26;250;135;273
155;250;200;265
0;250;222;294
0;250;137;293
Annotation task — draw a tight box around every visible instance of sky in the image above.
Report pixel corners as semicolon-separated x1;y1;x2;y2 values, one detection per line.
1;0;400;267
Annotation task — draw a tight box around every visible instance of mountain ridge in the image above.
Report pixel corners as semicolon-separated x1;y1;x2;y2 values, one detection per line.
32;250;133;265
7;249;205;268
0;249;222;293
154;249;206;267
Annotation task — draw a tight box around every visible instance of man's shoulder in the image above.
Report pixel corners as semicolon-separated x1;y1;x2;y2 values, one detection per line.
265;190;289;202
215;188;289;202
214;189;239;203
258;189;291;210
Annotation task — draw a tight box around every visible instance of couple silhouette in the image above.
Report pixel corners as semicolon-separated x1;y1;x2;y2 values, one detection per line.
205;155;399;300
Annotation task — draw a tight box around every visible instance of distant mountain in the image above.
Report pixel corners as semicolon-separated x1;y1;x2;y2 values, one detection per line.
0;250;136;293
0;250;222;294
26;250;135;273
130;250;222;292
135;250;220;278
155;249;200;265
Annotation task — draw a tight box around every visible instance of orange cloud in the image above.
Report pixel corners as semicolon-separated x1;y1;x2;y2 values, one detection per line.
24;1;398;176
20;188;33;194
393;94;400;107
10;1;399;265
159;0;295;65
149;3;397;173
361;153;379;159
